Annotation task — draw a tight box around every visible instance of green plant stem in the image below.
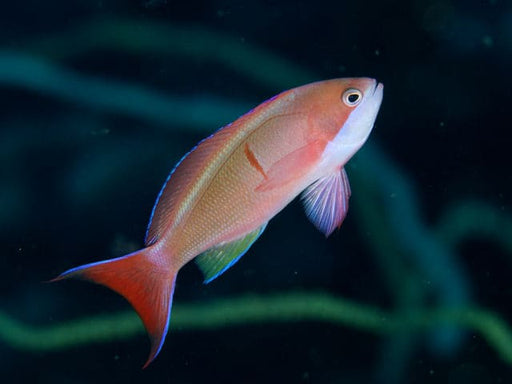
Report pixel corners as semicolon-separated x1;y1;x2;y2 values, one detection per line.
1;292;511;364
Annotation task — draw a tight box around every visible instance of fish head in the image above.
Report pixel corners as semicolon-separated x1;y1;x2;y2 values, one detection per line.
307;77;384;171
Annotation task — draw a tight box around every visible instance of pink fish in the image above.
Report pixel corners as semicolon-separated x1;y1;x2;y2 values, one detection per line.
54;78;383;367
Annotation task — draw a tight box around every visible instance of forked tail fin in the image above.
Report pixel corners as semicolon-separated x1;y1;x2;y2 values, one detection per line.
52;246;177;368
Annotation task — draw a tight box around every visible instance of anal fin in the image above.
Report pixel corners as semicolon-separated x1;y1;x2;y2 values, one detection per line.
195;223;267;284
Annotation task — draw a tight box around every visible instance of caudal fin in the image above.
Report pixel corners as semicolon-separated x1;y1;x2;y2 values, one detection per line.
52;246;177;368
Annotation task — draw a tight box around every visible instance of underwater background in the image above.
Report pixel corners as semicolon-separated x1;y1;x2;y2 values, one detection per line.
1;0;511;383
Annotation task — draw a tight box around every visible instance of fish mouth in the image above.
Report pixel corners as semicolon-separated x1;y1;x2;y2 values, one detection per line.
341;78;383;144
367;80;384;110
369;79;384;96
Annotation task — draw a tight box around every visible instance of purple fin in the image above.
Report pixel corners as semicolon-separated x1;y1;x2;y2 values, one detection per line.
301;167;351;237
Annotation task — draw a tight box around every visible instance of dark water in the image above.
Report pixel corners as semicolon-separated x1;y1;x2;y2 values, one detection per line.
1;1;511;383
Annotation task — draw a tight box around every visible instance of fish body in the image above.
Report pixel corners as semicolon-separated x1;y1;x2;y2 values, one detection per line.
54;78;383;367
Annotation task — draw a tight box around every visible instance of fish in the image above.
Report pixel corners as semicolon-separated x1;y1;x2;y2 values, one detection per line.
53;78;383;367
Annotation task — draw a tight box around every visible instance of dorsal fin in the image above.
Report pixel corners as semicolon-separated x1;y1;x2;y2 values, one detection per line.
195;223;267;283
145;91;292;246
145;127;232;245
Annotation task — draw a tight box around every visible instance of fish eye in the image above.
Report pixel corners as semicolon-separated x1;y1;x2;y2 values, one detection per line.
342;88;363;107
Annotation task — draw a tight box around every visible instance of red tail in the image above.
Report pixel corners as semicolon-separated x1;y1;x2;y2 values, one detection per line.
52;246;177;368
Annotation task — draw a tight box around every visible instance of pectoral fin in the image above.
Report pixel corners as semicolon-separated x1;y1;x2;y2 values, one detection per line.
255;140;324;192
301;167;351;237
195;223;267;284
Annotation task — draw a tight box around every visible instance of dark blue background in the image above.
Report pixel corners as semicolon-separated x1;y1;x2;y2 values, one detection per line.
0;0;510;383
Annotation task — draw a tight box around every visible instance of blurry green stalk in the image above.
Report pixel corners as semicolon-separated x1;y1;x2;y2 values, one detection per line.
0;292;511;364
